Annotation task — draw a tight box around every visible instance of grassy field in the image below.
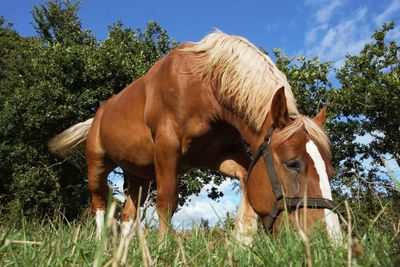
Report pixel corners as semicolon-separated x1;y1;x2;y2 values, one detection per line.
1;204;399;267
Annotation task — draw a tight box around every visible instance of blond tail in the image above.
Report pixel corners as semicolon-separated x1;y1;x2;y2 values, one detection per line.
48;118;94;156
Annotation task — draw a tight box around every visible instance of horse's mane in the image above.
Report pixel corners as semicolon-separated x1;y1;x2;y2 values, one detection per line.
180;30;298;132
276;115;332;156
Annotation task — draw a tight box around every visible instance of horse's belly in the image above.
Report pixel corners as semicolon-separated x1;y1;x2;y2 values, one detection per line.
180;124;240;168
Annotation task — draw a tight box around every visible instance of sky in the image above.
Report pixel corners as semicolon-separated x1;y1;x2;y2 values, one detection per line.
1;0;400;226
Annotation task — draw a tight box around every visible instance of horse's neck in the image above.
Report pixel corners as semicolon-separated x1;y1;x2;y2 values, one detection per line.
219;107;270;152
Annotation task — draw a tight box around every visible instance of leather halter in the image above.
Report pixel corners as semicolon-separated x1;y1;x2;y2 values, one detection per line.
247;125;338;231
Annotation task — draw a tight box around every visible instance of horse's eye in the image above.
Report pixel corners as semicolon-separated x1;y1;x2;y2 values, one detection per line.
284;159;302;172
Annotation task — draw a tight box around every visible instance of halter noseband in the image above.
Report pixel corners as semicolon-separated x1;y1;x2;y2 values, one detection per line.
247;125;338;231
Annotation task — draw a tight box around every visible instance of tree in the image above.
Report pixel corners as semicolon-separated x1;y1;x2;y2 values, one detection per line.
32;0;93;45
274;49;333;117
0;0;177;220
334;22;399;167
331;23;400;233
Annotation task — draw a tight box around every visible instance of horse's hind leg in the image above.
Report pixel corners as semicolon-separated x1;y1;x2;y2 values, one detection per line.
87;154;114;239
86;114;115;239
120;173;150;238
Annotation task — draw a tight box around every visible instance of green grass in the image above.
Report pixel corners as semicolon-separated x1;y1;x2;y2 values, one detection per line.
0;210;399;266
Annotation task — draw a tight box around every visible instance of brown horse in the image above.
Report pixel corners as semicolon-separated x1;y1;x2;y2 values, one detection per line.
49;31;342;244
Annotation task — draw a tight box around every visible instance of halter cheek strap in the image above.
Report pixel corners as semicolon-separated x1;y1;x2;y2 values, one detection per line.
246;125;338;231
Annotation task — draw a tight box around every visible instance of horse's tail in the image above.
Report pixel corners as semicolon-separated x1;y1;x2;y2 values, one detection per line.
48;118;94;156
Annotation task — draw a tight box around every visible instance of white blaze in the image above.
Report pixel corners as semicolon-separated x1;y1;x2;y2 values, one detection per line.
306;140;343;244
95;209;105;239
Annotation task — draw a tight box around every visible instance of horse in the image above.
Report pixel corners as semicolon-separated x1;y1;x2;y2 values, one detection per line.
48;30;342;244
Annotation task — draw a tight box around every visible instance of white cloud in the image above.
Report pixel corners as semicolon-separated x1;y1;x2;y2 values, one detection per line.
383;158;400;181
304;0;400;67
315;0;344;24
354;133;374;146
303;1;375;67
305;24;328;45
109;170;242;228
374;0;400;25
173;179;240;228
113;178;241;229
306;7;369;63
305;0;344;23
388;27;400;39
173;194;238;228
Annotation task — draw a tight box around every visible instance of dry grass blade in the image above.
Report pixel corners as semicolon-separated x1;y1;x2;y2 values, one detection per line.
174;234;188;266
226;237;234;267
186;239;220;265
120;235;131;265
106;202;117;229
69;224;81;257
111;218;118;247
295;188;312;267
103;258;114;267
345;200;352;267
140;185;154;222
9;240;42;245
135;186;152;267
112;235;126;267
121;220;137;266
390;220;400;242
106;202;118;249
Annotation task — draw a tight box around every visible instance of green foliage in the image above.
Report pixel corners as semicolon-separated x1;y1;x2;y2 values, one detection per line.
334;22;400;167
274;49;333;116
0;0;176;219
332;22;400;236
32;0;94;45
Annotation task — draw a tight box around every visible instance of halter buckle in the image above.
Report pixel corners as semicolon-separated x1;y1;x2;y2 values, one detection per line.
264;124;275;145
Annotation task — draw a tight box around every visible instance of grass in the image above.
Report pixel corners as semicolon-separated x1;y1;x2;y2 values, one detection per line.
0;206;399;266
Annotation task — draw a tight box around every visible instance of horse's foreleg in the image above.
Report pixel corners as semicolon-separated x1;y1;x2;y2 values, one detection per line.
153;128;180;239
234;185;259;245
210;144;259;245
120;174;150;238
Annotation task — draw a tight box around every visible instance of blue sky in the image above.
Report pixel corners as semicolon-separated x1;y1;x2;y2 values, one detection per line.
2;0;400;65
1;0;400;226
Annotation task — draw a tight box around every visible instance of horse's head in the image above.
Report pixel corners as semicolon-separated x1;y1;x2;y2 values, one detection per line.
247;87;342;242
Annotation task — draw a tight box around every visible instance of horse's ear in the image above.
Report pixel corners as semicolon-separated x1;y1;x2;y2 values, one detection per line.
271;86;289;128
314;104;329;127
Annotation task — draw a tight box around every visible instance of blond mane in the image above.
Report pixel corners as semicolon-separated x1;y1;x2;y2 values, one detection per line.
181;30;298;132
275;115;332;156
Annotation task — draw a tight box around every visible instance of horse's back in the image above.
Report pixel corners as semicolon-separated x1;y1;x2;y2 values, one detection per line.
143;45;220;137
